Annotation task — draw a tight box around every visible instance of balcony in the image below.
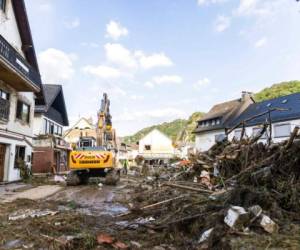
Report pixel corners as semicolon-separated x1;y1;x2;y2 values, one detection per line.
0;98;10;121
0;34;41;92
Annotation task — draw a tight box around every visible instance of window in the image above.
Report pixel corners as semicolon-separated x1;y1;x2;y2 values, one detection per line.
79;139;93;147
0;89;9;100
0;89;10;120
54;125;58;135
58;127;63;136
44;119;48;134
234;129;242;139
0;0;6;11
274;123;291;138
216;119;221;125
215;134;226;142
252;127;267;139
14;146;26;169
49;122;54;134
211;120;215;126
16;101;30;123
144;145;151;151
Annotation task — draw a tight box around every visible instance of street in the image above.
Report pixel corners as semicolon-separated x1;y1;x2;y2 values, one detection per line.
0;179;133;249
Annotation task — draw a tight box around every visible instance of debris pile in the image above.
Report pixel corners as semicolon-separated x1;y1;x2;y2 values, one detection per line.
112;127;300;249
1;128;300;249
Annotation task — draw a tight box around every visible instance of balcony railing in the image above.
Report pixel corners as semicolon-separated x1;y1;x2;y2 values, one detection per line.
0;34;41;89
0;98;10;120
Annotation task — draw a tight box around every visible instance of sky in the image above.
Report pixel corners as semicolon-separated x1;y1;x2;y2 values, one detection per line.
25;0;300;136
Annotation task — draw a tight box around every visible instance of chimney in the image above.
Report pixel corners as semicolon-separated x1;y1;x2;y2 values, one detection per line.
241;91;254;103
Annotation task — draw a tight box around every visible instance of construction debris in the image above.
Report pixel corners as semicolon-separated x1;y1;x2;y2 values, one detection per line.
108;127;300;249
260;215;279;234
1;127;300;249
224;206;248;229
8;209;58;221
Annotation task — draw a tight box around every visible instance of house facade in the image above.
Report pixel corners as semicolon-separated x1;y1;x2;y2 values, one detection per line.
63;117;96;148
194;92;253;151
32;84;70;174
0;0;42;182
138;129;175;164
229;92;300;144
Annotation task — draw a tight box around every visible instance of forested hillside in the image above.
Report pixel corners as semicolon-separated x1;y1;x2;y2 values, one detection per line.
124;80;300;144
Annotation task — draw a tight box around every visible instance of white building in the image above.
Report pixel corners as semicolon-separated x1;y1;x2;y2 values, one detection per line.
194;92;253;152
138;129;175;163
0;0;42;182
32;84;70;174
228;92;300;144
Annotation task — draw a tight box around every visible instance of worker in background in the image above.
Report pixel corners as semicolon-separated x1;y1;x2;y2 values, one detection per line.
123;159;129;175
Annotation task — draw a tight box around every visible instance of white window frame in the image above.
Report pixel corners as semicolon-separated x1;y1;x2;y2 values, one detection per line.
234;129;242;139
252;127;267;139
274;123;291;138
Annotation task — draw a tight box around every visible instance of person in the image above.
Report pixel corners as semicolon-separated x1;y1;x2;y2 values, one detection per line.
123;159;129;175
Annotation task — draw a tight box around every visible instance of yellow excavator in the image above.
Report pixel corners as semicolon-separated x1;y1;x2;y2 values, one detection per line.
66;93;120;185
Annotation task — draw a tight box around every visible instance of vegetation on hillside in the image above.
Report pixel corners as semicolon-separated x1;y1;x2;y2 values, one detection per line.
123;112;205;144
124;80;300;144
254;80;300;102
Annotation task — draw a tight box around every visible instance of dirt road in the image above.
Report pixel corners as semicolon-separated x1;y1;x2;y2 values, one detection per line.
0;179;132;249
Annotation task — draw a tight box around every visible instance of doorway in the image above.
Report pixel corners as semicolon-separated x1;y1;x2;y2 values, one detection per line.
0;144;6;182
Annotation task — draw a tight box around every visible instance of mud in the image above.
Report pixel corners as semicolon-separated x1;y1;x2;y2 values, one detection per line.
48;184;129;216
0;180;134;250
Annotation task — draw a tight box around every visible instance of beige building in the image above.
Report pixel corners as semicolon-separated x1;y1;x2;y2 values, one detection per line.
64;117;96;148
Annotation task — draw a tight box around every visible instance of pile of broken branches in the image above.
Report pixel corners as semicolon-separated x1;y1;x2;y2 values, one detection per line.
111;126;300;249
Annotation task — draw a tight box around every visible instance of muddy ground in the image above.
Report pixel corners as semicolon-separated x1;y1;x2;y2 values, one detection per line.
0;175;300;250
0;178;133;250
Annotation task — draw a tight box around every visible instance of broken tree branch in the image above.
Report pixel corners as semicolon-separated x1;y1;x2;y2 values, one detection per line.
285;126;299;149
115;195;187;218
162;183;213;194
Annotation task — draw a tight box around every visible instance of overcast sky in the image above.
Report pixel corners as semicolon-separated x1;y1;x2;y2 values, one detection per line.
26;0;300;136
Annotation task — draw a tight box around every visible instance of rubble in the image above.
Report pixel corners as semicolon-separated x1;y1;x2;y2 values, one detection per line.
224;206;248;229
260;215;279;234
108;126;300;249
198;228;214;243
8;209;58;221
0;127;300;249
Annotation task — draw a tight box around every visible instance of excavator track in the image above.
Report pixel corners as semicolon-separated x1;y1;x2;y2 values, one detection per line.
66;171;81;186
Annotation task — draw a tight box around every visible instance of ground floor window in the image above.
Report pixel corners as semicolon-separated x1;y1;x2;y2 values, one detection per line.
14;146;26;169
274;123;291;138
0;143;6;181
234;129;242;140
215;134;226;142
252;127;267;139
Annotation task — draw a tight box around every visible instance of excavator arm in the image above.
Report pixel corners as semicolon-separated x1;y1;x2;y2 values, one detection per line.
96;93;116;149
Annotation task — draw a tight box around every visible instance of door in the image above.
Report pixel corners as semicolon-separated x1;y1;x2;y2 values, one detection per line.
0;144;6;182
